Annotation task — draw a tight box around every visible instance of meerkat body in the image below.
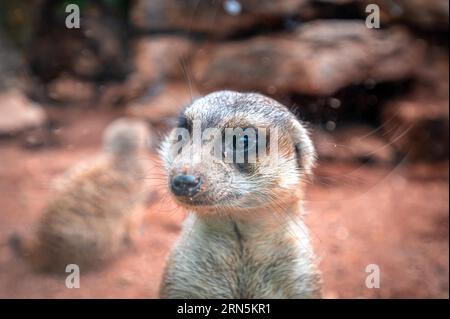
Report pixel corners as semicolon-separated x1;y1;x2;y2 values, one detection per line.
9;118;151;273
159;91;321;298
161;212;320;298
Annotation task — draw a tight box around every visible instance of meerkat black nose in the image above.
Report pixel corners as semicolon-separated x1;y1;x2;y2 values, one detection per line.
171;174;202;197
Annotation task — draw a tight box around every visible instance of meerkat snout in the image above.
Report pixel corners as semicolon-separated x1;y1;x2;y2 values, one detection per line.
170;174;202;197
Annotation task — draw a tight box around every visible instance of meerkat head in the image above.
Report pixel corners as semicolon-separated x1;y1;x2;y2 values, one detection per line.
103;118;150;158
161;91;316;216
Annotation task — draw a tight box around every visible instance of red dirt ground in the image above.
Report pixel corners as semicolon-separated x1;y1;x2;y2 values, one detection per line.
0;108;448;298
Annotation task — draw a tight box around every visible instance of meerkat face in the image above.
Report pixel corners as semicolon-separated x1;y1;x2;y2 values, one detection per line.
161;91;316;215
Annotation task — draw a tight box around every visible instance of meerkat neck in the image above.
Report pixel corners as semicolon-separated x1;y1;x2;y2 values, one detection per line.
195;199;303;234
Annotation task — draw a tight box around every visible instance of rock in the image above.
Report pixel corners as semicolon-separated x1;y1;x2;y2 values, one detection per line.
126;82;194;125
313;125;396;165
1;26;48;137
313;0;449;31
130;0;309;37
72;13;130;80
122;36;195;102
21;126;60;150
413;47;449;101
0;90;47;136
46;75;97;105
0;27;22;90
362;0;449;31
192;20;425;96
28;2;129;83
382;98;449;162
378;48;449;163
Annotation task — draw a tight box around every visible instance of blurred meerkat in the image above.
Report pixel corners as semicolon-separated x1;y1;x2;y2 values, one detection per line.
159;91;322;299
9;118;152;273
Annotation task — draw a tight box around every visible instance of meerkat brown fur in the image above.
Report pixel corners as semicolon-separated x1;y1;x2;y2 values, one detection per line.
9;118;152;273
159;91;322;298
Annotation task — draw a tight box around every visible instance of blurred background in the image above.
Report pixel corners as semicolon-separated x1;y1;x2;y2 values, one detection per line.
0;0;448;298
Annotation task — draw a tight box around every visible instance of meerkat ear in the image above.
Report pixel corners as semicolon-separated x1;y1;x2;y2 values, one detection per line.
289;118;317;177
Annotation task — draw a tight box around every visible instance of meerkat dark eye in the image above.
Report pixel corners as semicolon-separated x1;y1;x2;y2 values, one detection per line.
177;113;191;132
232;129;258;154
222;127;261;170
233;135;250;152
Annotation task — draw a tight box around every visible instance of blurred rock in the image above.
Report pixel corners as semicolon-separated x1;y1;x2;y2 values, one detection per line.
21;126;60;150
380;45;449;162
123;36;195;102
287;79;413;127
314;0;354;4
362;0;449;31
130;0;309;37
316;0;449;30
0;90;47;136
126;82;194;125
46;75;97;105
28;2;129;83
0;26;47;137
413;47;449;101
0;1;35;47
382;98;449;162
0;28;22;90
73;13;129;80
313;125;396;165
193;21;425;96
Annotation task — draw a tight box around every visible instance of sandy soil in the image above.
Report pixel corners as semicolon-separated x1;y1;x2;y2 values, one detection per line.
0;108;448;298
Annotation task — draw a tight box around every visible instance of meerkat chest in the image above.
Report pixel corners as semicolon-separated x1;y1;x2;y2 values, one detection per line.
231;232;301;299
168;218;313;298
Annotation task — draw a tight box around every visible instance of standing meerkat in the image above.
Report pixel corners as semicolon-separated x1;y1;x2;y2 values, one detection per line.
159;91;322;298
9;118;152;273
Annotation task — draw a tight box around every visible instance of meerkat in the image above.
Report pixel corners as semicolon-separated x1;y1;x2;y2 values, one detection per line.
9;118;152;273
159;91;322;299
